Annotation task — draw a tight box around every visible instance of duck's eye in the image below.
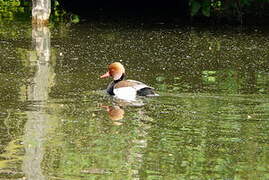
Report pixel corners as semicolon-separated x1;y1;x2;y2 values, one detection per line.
110;69;115;74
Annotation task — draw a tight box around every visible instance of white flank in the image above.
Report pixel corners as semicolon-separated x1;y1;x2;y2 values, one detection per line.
113;87;137;101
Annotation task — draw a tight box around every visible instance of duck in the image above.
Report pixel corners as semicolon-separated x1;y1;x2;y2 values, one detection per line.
100;62;158;101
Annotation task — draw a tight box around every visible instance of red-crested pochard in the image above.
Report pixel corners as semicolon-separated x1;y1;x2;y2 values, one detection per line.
100;62;158;100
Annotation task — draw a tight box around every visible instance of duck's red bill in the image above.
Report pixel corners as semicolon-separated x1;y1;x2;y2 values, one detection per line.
100;71;110;78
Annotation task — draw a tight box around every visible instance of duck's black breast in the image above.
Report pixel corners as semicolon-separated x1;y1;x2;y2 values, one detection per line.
106;74;125;96
106;81;115;95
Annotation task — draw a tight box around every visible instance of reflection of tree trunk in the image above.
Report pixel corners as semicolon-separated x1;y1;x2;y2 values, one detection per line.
32;0;51;25
22;25;54;180
23;112;49;180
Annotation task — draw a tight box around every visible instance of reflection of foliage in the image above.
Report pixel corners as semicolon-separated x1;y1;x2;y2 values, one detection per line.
0;0;30;21
0;0;80;24
0;1;31;38
190;0;269;23
50;0;80;23
190;0;212;17
1;0;269;24
0;21;31;39
41;100;144;179
40;93;269;179
0;138;24;178
0;108;26;177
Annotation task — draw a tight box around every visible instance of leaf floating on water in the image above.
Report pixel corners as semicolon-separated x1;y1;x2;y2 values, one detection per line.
156;76;166;82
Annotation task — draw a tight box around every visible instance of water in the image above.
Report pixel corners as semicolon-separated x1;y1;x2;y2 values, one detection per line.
0;20;269;179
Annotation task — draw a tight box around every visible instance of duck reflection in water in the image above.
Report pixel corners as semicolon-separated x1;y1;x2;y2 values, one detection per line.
101;95;147;123
102;105;125;125
102;105;125;121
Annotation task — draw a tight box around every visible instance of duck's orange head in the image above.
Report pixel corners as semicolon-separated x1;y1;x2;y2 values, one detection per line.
100;62;125;80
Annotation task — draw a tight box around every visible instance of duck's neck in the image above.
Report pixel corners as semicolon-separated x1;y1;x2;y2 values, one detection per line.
107;73;125;95
113;73;125;83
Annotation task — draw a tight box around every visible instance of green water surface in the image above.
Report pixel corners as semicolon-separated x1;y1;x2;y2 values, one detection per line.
0;20;268;180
